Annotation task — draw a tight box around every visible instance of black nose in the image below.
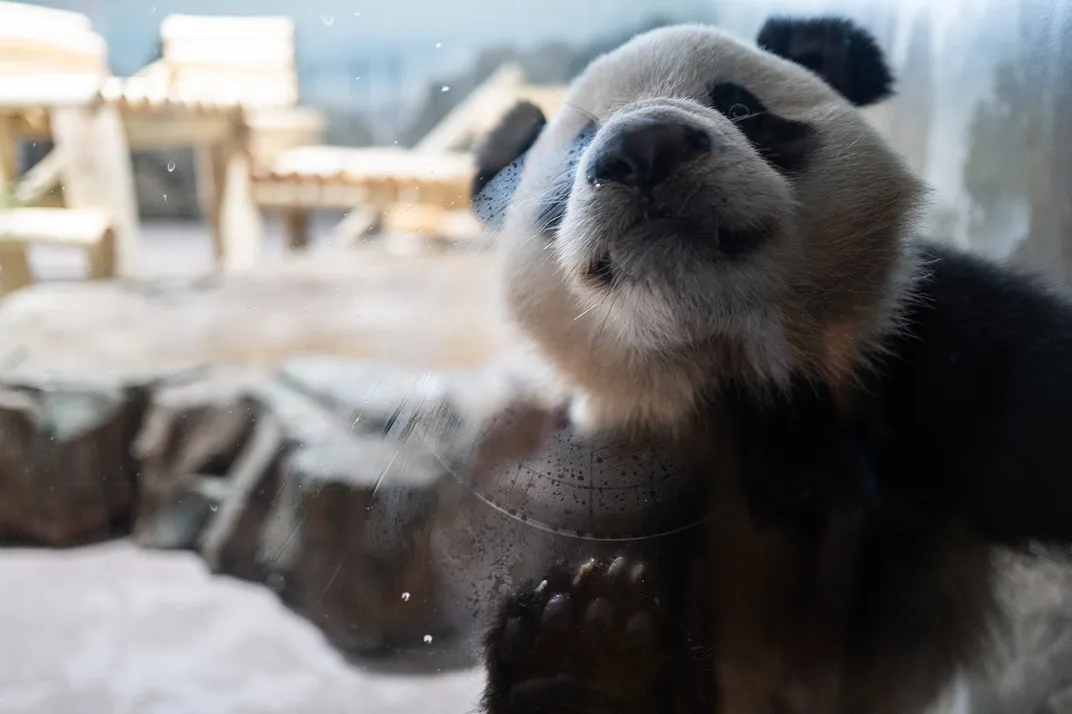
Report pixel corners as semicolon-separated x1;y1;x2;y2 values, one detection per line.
586;120;711;188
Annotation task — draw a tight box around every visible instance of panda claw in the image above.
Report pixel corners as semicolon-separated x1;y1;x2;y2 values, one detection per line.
482;557;673;714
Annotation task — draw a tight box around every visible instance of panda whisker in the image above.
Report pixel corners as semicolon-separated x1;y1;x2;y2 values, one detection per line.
562;100;599;124
733;110;769;122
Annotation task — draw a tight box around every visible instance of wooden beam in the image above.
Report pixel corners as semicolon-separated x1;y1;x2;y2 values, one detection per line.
123;113;233;148
414;63;526;153
215;134;264;272
324;205;381;249
13;146;64;206
0;207;111;246
0;112;16;189
0;75;100;110
50;102;140;276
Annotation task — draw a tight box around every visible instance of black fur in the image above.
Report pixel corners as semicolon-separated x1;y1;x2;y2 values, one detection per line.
757;16;895;107
536;122;597;235
471;101;547;200
481;242;1072;713
859;243;1072;548
708;82;816;173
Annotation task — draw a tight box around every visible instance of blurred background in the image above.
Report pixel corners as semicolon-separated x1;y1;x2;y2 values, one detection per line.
0;0;1069;713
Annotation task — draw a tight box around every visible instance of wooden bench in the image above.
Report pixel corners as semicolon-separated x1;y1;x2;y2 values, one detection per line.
137;14;566;254
0;207;115;295
129;15;324;253
0;1;136;288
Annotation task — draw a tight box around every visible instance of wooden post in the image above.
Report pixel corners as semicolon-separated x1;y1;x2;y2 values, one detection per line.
0;115;18;189
192;113;264;271
85;226;116;280
50;101;140;277
0;247;33;295
281;208;309;249
214;116;263;271
195;141;225;255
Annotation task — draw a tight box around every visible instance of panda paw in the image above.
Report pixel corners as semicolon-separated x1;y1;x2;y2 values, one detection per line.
481;556;672;714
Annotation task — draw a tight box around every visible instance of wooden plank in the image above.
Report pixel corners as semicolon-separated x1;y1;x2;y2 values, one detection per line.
281;209;310;249
195;142;227;252
161;15;295;41
0;1;93;33
247;106;325;172
414;63;526;153
0;112;15;189
324;206;381;248
0;246;32;295
159;14;298;110
216;136;264;272
85;227;117;280
13;147;64;206
0;75;100;109
124;113;232;148
266;145;475;184
0;3;108;83
0;207;111;246
50;103;140;276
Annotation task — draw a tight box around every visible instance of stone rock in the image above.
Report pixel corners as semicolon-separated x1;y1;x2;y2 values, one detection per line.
128;360;475;660
262;438;449;657
131;369;265;551
0;372;147;545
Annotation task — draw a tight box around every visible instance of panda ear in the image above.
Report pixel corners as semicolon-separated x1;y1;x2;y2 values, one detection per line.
470;101;547;203
757;16;894;107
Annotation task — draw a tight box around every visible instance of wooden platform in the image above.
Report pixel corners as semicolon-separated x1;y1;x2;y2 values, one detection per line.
253;146;475;211
0;243;508;376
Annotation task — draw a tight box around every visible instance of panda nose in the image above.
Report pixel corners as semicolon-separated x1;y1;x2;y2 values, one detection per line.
586;120;711;188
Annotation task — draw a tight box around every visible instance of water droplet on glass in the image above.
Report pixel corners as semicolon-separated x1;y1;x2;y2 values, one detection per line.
322;14;335;25
423;634;433;644
435;42;443;48
162;193;167;203
209;504;219;512
441;85;450;92
166;159;176;172
401;592;411;601
354;10;361;16
355;76;361;81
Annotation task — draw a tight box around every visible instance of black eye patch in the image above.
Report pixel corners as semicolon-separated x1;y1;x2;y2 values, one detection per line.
533;122;598;235
473;122;598;233
708;82;815;173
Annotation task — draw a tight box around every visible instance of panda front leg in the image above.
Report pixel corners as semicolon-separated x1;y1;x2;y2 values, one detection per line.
481;556;676;714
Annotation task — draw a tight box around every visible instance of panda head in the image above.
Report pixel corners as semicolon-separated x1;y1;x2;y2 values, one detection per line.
474;16;925;430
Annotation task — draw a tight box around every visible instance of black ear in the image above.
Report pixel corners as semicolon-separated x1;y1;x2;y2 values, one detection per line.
470;101;547;202
757;16;894;107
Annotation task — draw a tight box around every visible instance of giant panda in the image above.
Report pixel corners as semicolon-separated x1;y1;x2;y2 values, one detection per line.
452;14;1072;714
